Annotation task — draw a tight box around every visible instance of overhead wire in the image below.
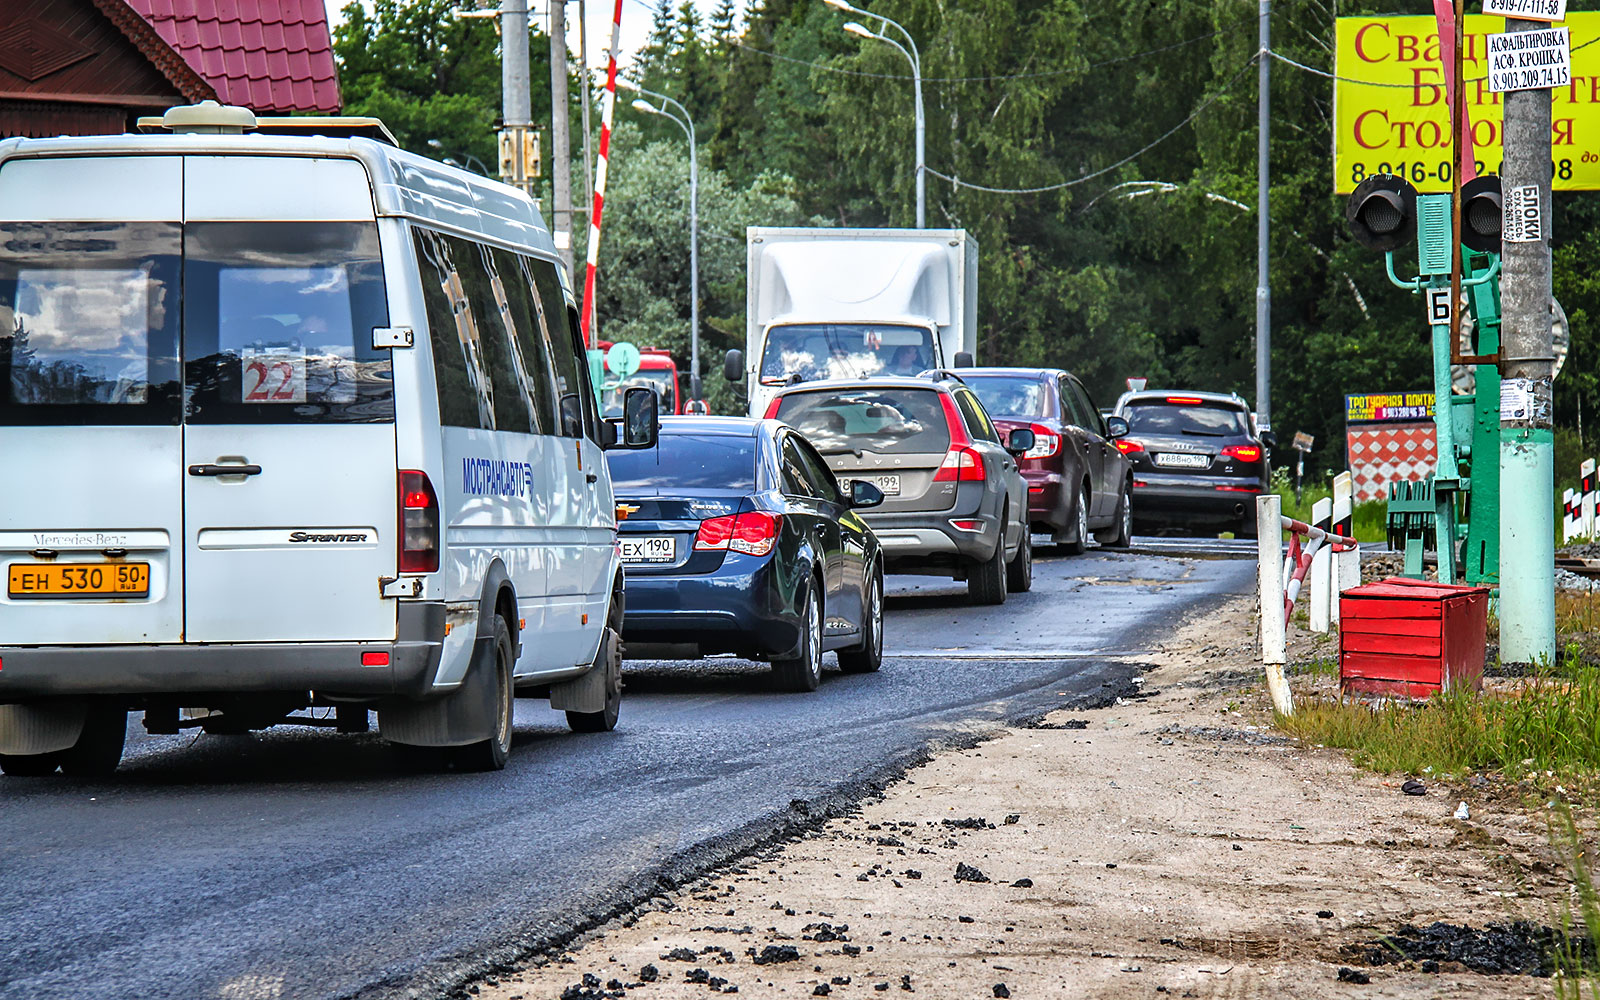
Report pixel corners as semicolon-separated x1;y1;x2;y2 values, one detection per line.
923;54;1261;195
727;12;1261;85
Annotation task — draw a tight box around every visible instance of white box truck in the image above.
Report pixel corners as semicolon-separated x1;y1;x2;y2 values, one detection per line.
729;227;978;416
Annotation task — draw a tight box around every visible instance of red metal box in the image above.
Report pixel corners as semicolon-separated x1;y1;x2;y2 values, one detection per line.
1339;577;1490;698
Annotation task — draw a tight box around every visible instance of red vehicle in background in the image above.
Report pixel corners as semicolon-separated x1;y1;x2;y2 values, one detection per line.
598;342;683;417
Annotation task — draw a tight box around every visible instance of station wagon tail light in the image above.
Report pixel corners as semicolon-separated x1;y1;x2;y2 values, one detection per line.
762;397;783;420
398;470;440;573
694;511;783;557
949;519;984;532
1114;439;1145;454
1023;423;1060;460
1166;396;1204;405
1220;444;1262;462
933;446;985;482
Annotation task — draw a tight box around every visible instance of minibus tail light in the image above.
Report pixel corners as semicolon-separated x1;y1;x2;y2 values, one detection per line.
398;470;440;574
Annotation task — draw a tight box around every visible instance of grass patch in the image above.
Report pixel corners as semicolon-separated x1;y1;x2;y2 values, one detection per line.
1280;669;1600;785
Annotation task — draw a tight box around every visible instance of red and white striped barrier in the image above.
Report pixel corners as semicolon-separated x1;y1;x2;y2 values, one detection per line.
1256;493;1360;716
579;0;624;346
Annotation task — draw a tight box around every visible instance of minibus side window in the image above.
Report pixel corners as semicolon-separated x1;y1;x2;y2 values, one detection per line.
527;255;586;439
184;221;393;424
485;246;560;437
414;228;491;429
0;222;182;426
451;237;530;433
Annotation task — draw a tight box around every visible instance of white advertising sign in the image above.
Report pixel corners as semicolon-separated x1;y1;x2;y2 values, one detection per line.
1483;0;1568;23
1487;26;1571;92
1503;183;1544;243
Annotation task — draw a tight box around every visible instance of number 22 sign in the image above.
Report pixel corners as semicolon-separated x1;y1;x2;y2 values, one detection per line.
241;346;307;403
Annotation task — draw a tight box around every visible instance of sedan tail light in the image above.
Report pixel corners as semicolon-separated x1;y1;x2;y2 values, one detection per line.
933;446;986;482
1023;423;1060;460
398;470;440;573
1220;444;1262;462
694;511;783;557
1114;438;1145;454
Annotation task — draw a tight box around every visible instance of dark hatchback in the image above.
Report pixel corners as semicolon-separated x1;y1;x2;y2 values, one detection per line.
1111;390;1270;537
961;367;1134;552
605;416;886;691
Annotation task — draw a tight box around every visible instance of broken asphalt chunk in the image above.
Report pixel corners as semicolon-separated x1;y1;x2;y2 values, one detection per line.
954;863;990;883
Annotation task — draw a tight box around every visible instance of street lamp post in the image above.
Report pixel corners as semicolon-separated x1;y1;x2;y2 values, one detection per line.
825;0;923;228
622;84;702;404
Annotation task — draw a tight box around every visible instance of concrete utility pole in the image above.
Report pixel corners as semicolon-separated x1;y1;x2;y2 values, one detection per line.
627;86;700;403
499;0;537;196
549;0;574;273
1498;17;1558;665
1255;0;1271;433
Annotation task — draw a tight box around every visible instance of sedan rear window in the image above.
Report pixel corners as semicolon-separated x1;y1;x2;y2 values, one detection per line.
608;433;758;491
773;388;950;456
965;377;1046;419
1124;401;1250;437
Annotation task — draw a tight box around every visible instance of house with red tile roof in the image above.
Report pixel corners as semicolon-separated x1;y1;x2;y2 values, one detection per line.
0;0;341;139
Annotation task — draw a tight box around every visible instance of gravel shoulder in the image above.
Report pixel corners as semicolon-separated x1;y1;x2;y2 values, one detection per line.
475;597;1565;1000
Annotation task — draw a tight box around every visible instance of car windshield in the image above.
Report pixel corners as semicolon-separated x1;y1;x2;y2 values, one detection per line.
1125;401;1250;437
601;367;675;417
759;324;934;385
606;432;757;491
965;376;1046;419
773;388;950;456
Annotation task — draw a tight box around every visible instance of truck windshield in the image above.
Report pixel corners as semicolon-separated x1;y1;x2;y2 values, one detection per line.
759;324;935;385
601;368;675;417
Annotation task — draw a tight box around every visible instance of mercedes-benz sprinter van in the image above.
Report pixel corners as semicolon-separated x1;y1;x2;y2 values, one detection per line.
0;102;656;776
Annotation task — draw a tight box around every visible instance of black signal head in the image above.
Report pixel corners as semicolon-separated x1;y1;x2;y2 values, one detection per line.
1461;174;1503;255
1346;174;1418;253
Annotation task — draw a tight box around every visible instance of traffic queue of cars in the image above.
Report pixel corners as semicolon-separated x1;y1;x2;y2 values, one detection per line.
600;366;1135;691
0;103;1267;778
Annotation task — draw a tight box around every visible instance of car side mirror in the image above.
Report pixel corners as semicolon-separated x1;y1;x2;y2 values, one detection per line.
1261;430;1278;449
599;419;619;448
953;351;974;368
1006;427;1036;456
1105;415;1130;438
850;480;885;509
724;348;744;383
604;386;658;449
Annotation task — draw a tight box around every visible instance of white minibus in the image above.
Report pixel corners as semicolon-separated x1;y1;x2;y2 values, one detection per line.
0;102;656;775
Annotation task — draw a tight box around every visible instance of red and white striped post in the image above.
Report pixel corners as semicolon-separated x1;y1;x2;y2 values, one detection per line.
579;0;623;346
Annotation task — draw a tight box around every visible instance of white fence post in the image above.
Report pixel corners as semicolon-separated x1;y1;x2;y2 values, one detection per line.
1583;458;1596;541
1332;471;1358;624
1308;497;1333;633
1257;495;1293;717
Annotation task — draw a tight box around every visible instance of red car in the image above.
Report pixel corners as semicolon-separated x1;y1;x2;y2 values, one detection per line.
961;367;1133;552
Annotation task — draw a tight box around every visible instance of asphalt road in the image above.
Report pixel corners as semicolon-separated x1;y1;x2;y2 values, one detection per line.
0;540;1253;1000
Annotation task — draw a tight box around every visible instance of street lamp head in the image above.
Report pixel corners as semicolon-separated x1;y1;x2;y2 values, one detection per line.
842;20;875;39
616;78;640;93
822;0;855;11
631;99;659;115
443;157;462;168
426;138;444;150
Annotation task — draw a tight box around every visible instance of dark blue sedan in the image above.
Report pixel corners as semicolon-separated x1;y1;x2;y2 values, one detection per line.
605;417;886;691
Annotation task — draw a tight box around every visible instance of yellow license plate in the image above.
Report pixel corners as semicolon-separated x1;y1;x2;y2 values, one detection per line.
8;562;150;599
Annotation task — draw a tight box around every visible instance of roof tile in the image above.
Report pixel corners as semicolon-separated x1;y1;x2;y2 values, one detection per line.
125;0;341;113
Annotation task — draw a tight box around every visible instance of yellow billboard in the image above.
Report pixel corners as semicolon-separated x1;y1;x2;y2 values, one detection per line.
1334;13;1600;194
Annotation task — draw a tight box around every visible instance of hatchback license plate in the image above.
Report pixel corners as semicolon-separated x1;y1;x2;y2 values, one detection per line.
1154;452;1210;469
620;536;675;563
841;474;901;496
9;562;151;599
